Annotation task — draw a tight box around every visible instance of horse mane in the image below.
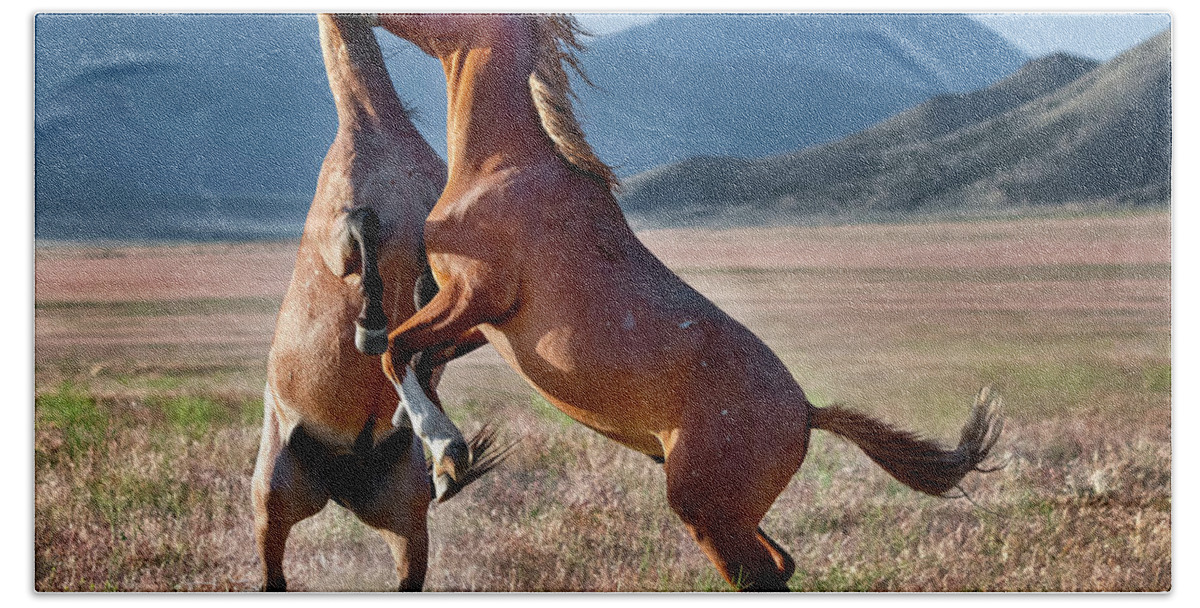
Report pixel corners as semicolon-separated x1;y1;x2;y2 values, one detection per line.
528;15;620;193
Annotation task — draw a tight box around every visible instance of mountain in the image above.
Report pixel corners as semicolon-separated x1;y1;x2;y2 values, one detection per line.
618;30;1171;226
34;13;1029;241
572;13;1028;175
34;14;333;240
364;13;1030;176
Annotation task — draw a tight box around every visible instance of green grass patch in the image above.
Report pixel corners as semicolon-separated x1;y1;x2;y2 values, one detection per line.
36;382;109;459
530;394;574;428
1142;364;1171;393
86;471;196;527
155;396;236;438
692;568;734;592
972;359;1167;419
239;398;265;426
791;564;897;592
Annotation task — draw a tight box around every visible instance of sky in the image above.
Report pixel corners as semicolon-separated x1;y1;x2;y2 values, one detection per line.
970;13;1171;60
575;13;661;36
575;12;1172;61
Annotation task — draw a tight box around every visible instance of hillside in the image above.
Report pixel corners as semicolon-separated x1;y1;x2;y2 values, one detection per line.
34;14;332;240
619;30;1171;226
569;13;1027;175
34;13;1025;240
371;13;1028;175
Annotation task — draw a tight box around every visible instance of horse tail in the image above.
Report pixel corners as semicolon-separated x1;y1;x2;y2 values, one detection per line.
347;207;388;355
807;387;1004;496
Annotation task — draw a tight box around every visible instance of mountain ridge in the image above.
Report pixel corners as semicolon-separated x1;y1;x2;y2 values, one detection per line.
618;29;1170;227
34;13;1029;240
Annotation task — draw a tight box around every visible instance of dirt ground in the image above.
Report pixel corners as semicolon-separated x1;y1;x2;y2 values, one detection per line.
33;210;1171;591
34;212;1168;357
36;213;1168;300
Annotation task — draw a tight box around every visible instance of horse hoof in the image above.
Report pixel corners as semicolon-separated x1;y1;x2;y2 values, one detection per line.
355;324;388;355
396;580;424;592
433;439;471;502
433;472;458;503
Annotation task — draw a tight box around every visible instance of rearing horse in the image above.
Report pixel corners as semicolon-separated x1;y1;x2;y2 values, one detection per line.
375;14;1002;591
252;14;501;592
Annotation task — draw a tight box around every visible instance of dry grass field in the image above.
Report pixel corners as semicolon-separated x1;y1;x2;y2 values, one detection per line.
33;210;1170;592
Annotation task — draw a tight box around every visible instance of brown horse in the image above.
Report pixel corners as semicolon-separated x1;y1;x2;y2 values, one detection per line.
374;14;1002;591
252;14;502;592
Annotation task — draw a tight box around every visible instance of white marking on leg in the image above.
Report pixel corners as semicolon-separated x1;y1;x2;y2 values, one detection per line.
390;365;464;467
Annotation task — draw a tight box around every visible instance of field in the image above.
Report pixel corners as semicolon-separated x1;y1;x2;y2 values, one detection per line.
33;210;1171;592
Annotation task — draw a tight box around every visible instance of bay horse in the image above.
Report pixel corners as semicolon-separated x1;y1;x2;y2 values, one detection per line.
374;14;1002;591
252;13;503;592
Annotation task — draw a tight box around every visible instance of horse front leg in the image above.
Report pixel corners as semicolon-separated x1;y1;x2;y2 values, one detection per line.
411;327;489;402
346;206;389;355
383;277;506;501
410;265;490;402
390;360;470;502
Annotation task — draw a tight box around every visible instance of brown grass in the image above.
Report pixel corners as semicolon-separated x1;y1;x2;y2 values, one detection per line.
33;210;1170;591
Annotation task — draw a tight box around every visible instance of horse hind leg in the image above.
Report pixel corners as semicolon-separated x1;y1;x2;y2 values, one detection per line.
251;396;331;591
338;429;431;591
667;491;793;591
757;527;796;582
663;434;803;591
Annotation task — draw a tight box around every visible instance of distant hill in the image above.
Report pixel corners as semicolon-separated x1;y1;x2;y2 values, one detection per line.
34;14;332;240
569;13;1028;175
619;30;1171;226
370;13;1029;175
34;13;1026;241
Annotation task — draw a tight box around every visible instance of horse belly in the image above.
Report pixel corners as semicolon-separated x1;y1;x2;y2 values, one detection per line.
267;259;401;448
478;318;693;450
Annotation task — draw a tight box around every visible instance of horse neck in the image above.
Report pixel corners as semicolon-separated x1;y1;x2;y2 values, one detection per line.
318;14;409;132
439;34;560;178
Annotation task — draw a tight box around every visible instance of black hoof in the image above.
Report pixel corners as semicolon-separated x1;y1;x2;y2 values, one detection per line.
355;323;388;355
